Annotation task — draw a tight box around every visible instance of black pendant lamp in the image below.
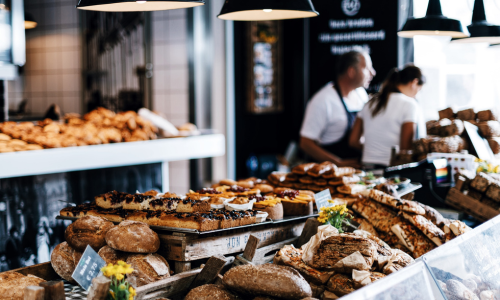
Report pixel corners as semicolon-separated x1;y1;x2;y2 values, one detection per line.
24;13;37;29
77;0;204;12
218;0;318;21
398;0;468;38
451;0;500;44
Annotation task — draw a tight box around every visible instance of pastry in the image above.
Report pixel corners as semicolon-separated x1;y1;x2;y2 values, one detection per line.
277;190;314;216
307;162;336;178
337;184;366;195
401;212;445;246
126;254;171;287
485;181;500;202
299;176;314;184
122;194;156;210
65;215;114;251
292;163;317;175
147;198;181;211
252;195;283;220
456;108;476;121
176;198;211;212
390;223;436;258
285;173;299;182
220;179;238;186
419;204;450;229
105;220;160;253
326;274;355;297
267;172;287;185
438;107;455;120
95;190;129;209
478;121;500;138
488;137;500;154
477;109;497;122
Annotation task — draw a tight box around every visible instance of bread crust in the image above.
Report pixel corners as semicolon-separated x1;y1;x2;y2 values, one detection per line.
185;284;238;300
223;264;312;299
50;242;81;283
65;215;114;251
105;220;160;253
98;245;130;265
0;272;45;300
126;254;171;287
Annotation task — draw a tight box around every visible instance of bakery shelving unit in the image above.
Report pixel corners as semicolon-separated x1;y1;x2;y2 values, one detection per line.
0;133;225;191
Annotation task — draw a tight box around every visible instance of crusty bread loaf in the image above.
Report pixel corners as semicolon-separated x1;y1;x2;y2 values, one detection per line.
488;137;500;154
126;254;171;287
0;272;45;300
440;119;464;137
223;264;312;299
478;121;500;138
98;245;130;265
65;215;114;251
438;108;454;120
105;220;160;253
477;110;497;122
184;284;238;300
456;108;476;121
471;173;495;193
50;242;82;283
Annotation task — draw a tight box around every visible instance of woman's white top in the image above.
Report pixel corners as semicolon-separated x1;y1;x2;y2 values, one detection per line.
358;92;420;166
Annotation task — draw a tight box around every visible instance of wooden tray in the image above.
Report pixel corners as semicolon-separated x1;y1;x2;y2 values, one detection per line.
445;187;499;222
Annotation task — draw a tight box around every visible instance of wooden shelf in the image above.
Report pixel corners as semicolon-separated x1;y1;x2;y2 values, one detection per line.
0;134;225;179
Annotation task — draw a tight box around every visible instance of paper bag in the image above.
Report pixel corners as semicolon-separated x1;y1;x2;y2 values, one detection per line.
332;251;370;273
301;224;339;265
352;270;371;289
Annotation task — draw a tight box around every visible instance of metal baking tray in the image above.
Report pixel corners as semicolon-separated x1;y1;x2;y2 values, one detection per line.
57;213;318;235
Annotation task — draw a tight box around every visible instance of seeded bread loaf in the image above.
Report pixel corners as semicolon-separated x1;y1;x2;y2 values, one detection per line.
126;254;171;287
65;215;114;251
184;284;238;300
105;220;160;253
50;242;82;283
223;264;312;299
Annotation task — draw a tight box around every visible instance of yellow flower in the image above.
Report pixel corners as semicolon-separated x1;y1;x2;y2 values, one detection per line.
115;273;124;281
327;199;334;204
109;290;116;300
129;287;136;296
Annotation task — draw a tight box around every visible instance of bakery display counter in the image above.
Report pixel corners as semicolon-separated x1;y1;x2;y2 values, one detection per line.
0;133;225;189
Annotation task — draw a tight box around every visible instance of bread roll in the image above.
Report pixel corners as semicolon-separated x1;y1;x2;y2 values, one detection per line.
488;137;500;154
50;242;82;283
456;108;476;121
185;284;238;300
98;245;130;265
65;215;114;251
126;254;171;287
223;264;312;299
438;108;454;120
477;110;497;122
0;272;45;300
105;220;160;253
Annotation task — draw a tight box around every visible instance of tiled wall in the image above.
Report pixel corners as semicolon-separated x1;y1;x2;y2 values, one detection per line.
151;10;191;193
9;0;82;115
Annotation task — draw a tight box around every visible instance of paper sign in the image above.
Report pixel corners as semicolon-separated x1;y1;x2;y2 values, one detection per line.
71;245;106;290
315;189;333;210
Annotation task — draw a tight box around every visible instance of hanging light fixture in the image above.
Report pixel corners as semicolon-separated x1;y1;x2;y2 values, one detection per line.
398;0;468;38
24;13;37;29
76;0;204;12
217;0;318;21
451;0;500;44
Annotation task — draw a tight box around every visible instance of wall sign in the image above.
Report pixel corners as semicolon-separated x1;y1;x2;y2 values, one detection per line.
309;0;399;96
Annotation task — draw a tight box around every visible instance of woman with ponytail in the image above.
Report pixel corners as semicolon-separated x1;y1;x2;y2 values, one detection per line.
349;65;425;167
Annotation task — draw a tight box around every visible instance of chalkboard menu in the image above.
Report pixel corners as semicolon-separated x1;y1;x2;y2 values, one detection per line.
309;0;400;96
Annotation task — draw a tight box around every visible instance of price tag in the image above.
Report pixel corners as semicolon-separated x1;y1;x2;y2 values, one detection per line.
314;189;333;210
71;245;106;290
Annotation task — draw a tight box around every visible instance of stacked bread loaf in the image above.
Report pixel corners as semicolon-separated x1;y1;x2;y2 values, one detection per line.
461;172;500;211
51;215;171;287
0;107;158;153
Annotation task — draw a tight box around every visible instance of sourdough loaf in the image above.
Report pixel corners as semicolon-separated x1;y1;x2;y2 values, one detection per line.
184;284;238;300
65;215;114;251
50;242;82;283
98;245;130;265
222;264;312;299
0;272;45;300
105;220;160;253
126;254;171;287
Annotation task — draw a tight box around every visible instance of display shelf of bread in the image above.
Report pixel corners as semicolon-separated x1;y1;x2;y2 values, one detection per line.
0;107;158;153
445;172;500;221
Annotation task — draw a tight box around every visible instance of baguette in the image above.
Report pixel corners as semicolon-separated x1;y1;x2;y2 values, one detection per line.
223;264;312;299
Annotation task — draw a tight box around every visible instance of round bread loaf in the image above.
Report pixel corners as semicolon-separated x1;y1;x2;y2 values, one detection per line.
223;264;312;299
105;220;160;253
65;215;114;251
50;242;81;283
126;254;171;287
185;284;238;300
98;245;130;265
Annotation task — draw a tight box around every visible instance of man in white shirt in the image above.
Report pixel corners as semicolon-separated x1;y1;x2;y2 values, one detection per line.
300;49;376;168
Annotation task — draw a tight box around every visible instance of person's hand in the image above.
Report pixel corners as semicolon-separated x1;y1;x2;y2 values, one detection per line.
338;158;362;169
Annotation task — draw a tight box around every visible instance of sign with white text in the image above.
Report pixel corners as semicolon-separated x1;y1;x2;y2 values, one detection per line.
71;246;106;290
315;189;333;210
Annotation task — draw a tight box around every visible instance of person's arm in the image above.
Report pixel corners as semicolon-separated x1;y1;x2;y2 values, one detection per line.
349;118;363;151
400;122;416;150
300;136;361;168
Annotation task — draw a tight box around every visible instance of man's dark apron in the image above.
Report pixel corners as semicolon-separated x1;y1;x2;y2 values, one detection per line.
321;83;362;160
